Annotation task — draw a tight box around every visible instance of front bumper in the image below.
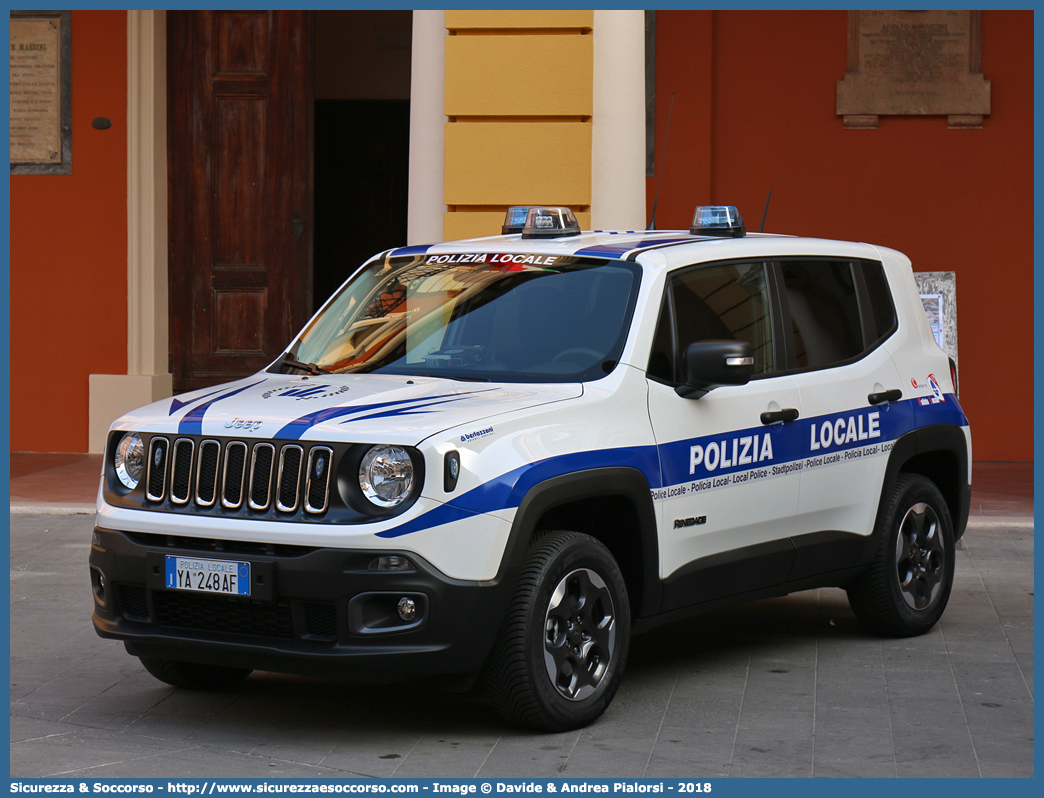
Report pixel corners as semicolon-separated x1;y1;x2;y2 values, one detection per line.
89;526;515;679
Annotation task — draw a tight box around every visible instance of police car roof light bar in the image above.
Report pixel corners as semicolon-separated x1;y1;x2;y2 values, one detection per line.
690;205;746;238
521;207;582;239
502;206;530;235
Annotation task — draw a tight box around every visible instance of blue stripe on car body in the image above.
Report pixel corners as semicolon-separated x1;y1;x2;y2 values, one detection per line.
378;446;662;539
574;237;694;258
177;381;267;435
274;390;492;440
168;385;228;416
376;395;967;539
389;244;435;256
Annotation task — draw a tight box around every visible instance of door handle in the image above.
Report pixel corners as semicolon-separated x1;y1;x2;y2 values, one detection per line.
760;408;799;425
868;389;903;405
291;218;305;240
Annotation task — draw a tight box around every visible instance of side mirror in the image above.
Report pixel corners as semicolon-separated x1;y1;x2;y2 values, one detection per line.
675;340;754;399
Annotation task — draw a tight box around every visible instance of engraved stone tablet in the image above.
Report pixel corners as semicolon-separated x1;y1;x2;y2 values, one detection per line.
10;11;71;173
837;11;991;130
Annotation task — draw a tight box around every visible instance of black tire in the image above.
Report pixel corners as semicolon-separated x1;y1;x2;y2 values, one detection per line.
847;474;955;637
484;531;630;732
138;656;252;690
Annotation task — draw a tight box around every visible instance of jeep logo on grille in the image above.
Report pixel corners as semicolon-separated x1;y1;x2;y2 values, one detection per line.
225;418;263;431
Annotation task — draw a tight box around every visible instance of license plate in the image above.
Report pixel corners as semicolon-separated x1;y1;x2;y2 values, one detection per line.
165;555;250;596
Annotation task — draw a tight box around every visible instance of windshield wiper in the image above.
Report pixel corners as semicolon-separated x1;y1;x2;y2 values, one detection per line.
280;355;330;375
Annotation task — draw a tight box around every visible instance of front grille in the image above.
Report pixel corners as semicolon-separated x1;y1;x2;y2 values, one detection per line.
276;446;303;512
195;440;220;506
303;602;337;638
222;442;248;508
248;443;275;510
170;439;194;504
304;447;333;513
152;590;294;638
146;437;169;502
116;584;149;620
139;436;347;520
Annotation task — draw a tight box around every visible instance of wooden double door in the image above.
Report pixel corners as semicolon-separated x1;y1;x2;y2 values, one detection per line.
168;11;313;393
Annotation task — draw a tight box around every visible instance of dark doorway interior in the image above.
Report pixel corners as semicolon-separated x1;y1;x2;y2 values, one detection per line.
313;100;410;312
312;10;413;312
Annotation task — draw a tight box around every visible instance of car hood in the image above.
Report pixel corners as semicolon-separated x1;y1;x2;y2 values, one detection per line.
110;372;583;445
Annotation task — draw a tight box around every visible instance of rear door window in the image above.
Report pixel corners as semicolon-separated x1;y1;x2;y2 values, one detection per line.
780;260;862;369
777;259;897;372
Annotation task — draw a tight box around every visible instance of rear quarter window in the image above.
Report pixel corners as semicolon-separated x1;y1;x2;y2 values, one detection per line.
861;261;898;344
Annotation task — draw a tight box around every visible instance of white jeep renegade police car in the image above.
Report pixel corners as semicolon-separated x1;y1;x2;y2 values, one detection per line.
91;206;971;731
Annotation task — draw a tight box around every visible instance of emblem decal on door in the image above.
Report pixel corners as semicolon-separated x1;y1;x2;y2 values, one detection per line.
673;516;707;529
690;432;774;474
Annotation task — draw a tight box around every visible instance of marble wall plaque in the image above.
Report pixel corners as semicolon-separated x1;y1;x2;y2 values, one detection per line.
837;10;990;130
10;11;71;174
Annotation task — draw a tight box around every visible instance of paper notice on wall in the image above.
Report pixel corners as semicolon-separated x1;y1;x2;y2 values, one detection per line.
914;272;957;366
920;293;944;350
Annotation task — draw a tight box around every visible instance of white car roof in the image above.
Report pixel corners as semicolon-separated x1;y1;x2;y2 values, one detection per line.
389;230;887;275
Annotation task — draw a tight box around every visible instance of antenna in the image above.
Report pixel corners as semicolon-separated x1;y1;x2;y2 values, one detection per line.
759;189;772;233
647;91;675;231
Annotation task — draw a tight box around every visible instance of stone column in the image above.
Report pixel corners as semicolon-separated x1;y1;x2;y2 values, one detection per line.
89;9;172;454
407;10;447;245
591;10;646;230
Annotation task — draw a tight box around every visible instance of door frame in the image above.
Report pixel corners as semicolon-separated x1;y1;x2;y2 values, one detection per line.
166;10;314;394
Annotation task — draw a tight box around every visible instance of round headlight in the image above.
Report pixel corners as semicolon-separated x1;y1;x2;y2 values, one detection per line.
359;445;415;508
114;433;145;490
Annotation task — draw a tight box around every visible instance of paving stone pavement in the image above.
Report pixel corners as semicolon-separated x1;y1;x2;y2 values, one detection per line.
9;513;1033;779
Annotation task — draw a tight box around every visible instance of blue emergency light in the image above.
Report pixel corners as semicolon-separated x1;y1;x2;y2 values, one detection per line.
691;205;746;238
521;207;581;239
502;206;530;234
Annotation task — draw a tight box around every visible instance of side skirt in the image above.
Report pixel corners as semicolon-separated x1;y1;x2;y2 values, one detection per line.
632;565;867;635
642;529;873;633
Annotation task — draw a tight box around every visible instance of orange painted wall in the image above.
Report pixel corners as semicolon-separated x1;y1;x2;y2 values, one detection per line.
648;10;1033;462
10;10;128;452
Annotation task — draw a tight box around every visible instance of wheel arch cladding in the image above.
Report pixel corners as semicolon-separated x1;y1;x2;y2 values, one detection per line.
878;425;970;544
501;467;662;619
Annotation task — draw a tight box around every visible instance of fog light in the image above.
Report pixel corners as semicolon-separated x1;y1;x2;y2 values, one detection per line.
397;597;417;621
90;567;107;604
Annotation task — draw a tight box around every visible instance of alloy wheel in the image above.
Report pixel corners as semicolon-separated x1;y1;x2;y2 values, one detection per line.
894;501;946;610
542;568;617;701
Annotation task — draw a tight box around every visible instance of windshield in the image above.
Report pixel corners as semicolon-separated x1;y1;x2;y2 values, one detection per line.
282;253;642;382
